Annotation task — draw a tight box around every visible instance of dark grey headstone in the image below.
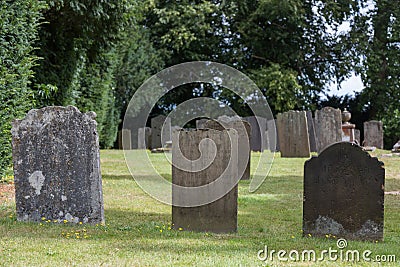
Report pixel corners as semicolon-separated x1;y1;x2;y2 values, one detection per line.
306;111;317;152
172;129;238;233
303;142;385;241
11;106;104;224
243;116;267;152
204;119;251;180
276;111;310;157
151;115;171;149
364;120;384;149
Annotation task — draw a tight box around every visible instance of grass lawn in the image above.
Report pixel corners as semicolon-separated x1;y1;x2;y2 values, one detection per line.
0;149;399;266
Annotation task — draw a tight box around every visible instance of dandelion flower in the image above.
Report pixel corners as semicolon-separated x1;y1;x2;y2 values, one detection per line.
178;228;183;231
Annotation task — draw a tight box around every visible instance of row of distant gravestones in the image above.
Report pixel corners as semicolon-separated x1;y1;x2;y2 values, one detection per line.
121;107;385;159
11;106;384;241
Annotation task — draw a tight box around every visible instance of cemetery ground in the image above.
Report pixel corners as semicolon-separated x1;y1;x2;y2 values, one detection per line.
0;150;399;266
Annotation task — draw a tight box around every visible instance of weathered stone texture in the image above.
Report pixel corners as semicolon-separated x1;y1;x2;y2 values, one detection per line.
364;120;384;149
315;107;342;153
12;106;104;224
204;119;251;180
276;111;310;157
172;129;238;233
303;142;385;241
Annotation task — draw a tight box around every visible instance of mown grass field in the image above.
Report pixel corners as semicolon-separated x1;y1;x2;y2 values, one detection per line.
0;149;399;266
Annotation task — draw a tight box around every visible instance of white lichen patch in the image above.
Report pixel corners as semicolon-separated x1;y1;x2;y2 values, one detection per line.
357;220;381;236
315;215;345;235
28;171;45;195
65;213;80;223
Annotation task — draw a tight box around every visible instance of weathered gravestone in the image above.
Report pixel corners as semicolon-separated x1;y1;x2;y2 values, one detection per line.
196;119;208;129
204;119;251;180
151;115;171;149
303;142;385;241
355;129;361;145
172;129;238;233
315;107;342;153
306;111;317;152
266;120;278;152
243;116;267;152
137;127;151;149
118;129;132;150
12;106;104;224
276;111;310;157
364;120;384;149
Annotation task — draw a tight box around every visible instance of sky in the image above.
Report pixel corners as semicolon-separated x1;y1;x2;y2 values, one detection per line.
327;73;365;97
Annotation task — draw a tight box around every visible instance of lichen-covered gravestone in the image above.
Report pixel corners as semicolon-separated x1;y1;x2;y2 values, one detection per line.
303;142;385;241
276;111;310;157
12;106;104;224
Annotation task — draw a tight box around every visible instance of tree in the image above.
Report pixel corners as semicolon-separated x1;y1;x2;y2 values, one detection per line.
0;0;44;179
142;0;362;116
349;0;400;148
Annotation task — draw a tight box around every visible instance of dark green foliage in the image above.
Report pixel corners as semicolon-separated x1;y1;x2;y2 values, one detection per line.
0;0;44;179
31;0;138;148
348;0;400;149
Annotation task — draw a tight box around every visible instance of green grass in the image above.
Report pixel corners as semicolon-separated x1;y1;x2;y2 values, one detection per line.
0;150;399;266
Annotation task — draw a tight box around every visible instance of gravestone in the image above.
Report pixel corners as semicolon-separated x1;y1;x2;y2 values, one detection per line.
315;107;342;153
11;106;104;224
204;119;251;180
364;121;384;149
306;111;317;152
355;129;361;145
243;116;267;152
118;129;132;150
151;115;172;149
303;142;385;241
266;120;278;152
392;140;400;152
172;129;238;233
196;119;208;129
276;111;310;157
138;127;151;149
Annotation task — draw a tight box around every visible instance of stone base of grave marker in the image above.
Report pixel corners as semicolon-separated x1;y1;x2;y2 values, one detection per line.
303;142;385;241
12;106;104;224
